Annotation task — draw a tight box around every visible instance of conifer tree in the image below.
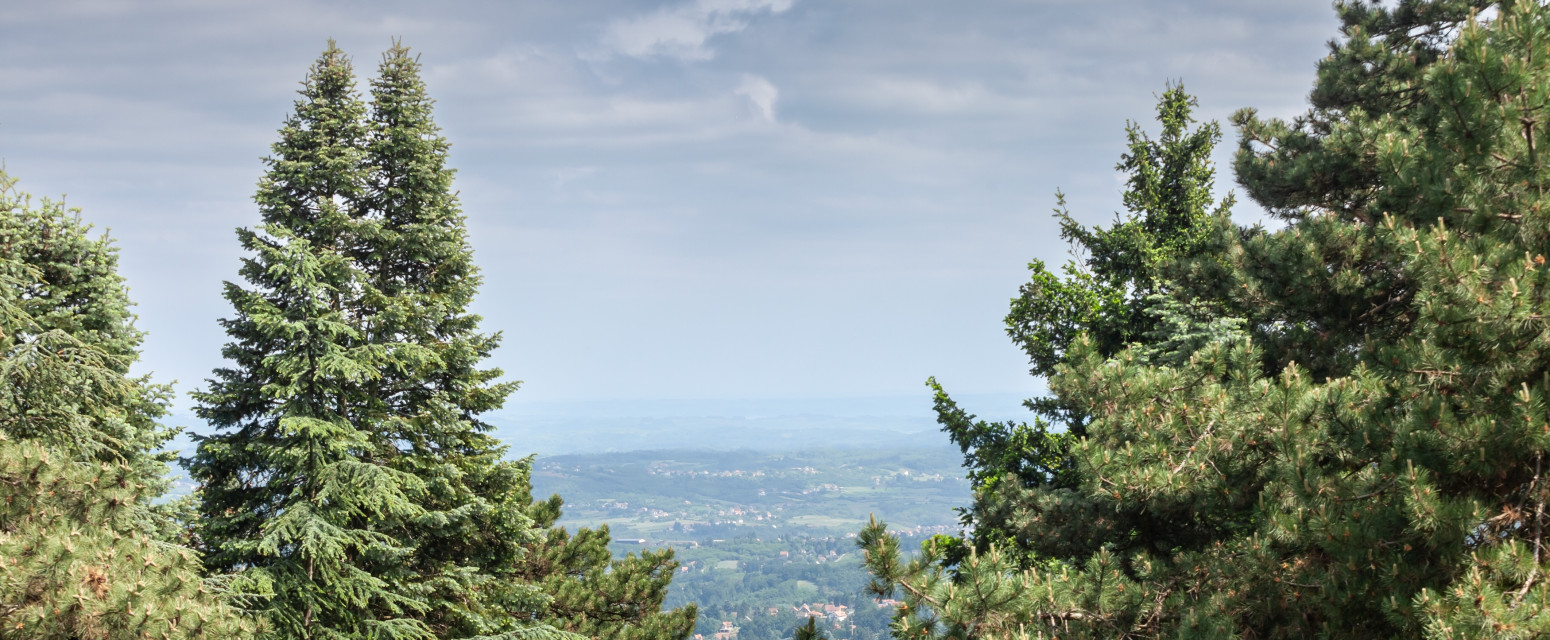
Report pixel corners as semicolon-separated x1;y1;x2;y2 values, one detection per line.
0;170;181;519
188;44;433;640
0;171;251;639
860;85;1238;639
357;44;691;640
793;616;829;640
351;43;561;639
863;2;1550;638
926;85;1234;562
193;41;690;640
515;487;697;640
0;431;254;640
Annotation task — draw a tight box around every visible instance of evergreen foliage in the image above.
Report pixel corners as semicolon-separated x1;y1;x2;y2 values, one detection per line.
0;172;181;514
191;42;692;640
1006;86;1233;391
0;171;251;639
188;43;439;640
863;2;1550;637
515;489;697;640
925;85;1234;565
354;42;556;640
0;436;253;640
358;43;694;640
794;616;830;640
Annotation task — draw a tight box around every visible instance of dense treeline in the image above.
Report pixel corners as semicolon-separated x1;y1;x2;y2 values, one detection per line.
0;43;692;640
862;1;1550;638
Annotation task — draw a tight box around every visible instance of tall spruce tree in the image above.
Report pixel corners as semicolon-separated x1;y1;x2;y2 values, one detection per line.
862;2;1550;638
194;42;691;640
352;44;559;639
0;171;251;639
357;44;693;640
859;85;1238;639
188;43;433;640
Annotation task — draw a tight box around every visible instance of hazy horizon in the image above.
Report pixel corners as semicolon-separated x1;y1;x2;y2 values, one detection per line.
4;1;1336;416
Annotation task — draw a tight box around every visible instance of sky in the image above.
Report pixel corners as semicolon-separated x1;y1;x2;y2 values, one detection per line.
0;1;1339;422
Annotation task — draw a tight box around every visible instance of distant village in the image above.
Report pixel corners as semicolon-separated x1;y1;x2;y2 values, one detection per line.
695;599;904;640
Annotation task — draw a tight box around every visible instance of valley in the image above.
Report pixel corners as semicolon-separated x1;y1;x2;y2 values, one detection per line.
530;447;971;640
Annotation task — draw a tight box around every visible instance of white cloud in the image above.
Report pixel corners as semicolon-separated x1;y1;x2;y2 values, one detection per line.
600;0;795;61
735;74;778;122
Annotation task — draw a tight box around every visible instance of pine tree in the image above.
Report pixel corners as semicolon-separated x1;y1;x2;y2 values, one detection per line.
0;170;251;639
926;85;1234;562
863;2;1550;638
188;43;433;640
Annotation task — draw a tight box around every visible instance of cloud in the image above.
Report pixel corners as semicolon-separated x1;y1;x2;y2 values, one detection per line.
734;74;778;122
431;48;789;147
2;0;1342;405
599;0;795;61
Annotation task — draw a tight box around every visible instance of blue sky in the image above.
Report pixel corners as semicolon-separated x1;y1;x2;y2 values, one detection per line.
1;1;1336;420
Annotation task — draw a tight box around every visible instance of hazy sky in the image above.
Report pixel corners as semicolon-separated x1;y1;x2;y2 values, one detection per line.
1;1;1337;415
